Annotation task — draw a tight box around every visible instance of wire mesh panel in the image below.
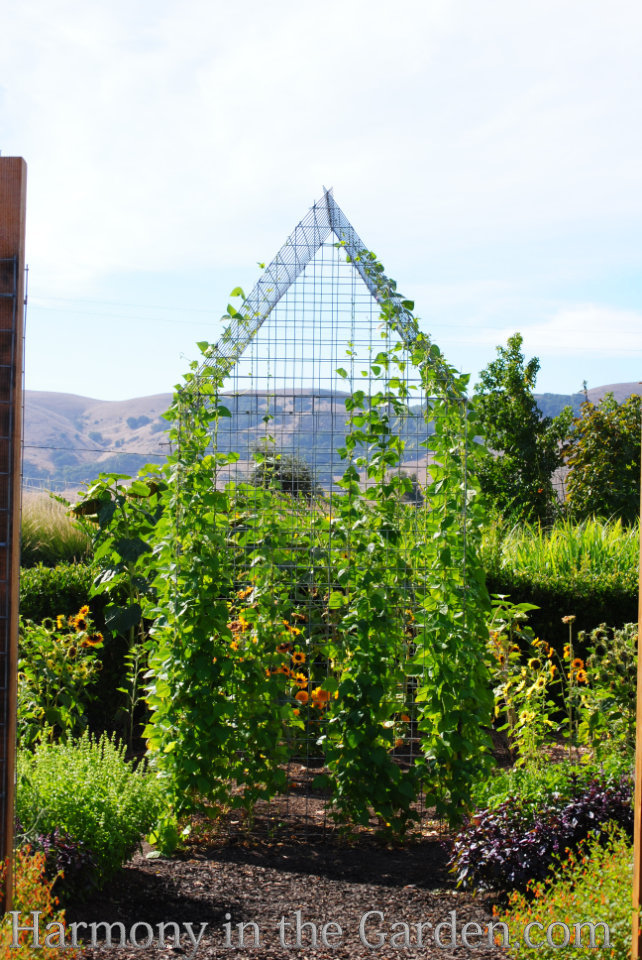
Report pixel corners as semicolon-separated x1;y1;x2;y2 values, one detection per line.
174;192;474;837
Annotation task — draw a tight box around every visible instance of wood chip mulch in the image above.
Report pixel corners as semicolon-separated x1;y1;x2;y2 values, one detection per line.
66;805;506;960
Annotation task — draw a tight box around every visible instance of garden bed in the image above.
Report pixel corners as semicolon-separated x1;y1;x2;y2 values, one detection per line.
69;823;504;959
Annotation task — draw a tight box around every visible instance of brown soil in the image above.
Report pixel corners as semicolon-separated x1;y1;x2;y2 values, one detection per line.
66;775;505;960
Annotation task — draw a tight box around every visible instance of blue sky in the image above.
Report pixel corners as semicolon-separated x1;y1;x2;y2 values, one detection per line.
2;0;641;401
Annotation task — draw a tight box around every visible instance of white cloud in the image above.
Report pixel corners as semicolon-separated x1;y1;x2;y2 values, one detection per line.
1;0;641;294
515;305;642;357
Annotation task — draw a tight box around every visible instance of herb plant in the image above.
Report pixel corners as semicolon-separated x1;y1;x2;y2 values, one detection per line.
16;732;162;884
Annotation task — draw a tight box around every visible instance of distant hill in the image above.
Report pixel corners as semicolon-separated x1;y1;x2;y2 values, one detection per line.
22;381;642;491
23;391;173;490
533;381;642;419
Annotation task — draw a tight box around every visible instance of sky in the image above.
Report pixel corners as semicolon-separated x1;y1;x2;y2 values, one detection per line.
2;0;641;402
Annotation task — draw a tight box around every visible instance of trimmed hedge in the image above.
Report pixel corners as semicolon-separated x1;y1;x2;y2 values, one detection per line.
20;562;95;622
485;569;637;656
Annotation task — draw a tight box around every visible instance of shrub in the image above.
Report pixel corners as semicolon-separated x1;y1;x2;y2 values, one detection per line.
500;826;631;957
0;847;78;958
19;564;94;624
450;773;633;892
18;610;104;746
20;495;92;568
16;732;162;885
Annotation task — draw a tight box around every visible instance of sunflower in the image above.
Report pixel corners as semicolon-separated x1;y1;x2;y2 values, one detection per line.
311;687;331;709
571;658;584;671
55;615;65;630
575;669;588;684
281;665;292;678
236;586;253;600
72;615;87;632
292;672;307;688
291;651;306;666
276;642;292;655
79;605;90;617
535;675;546;691
295;690;309;705
527;658;542;671
80;633;103;648
563;645;570;658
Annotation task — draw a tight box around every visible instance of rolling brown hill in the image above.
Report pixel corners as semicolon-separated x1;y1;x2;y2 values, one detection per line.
22;381;642;490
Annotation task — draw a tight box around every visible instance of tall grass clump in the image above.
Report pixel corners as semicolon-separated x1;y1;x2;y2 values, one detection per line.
481;514;639;591
21;494;92;567
16;732;162;885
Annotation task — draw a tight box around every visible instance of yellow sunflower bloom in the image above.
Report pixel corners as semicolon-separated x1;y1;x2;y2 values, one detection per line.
311;687;331;709
291;651;306;666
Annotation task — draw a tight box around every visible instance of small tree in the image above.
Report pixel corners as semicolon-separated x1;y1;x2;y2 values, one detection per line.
473;333;571;522
562;392;641;524
249;450;318;499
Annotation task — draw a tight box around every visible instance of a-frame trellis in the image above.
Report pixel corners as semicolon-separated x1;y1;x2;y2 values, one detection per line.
197;189;419;382
155;190;491;836
194;189;448;498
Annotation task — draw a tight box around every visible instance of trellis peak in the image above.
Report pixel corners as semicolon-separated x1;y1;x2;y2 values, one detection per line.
197;189;418;381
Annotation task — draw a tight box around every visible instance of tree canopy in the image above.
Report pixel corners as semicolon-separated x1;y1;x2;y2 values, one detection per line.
473;333;571;523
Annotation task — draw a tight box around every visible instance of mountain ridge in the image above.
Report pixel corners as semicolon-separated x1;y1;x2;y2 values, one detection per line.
22;381;642;490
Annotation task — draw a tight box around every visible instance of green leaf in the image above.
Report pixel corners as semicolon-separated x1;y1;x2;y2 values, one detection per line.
104;603;142;634
328;591;346;610
113;537;151;563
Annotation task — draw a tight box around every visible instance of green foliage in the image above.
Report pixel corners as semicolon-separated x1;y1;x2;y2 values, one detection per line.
473;333;571;522
349;252;493;823
471;754;631;817
144;254;493;835
249;449;317;498
20;494;92;568
487;596;556;765
563;391;641;524
19;563;94;624
18;609;104;746
500;826;631;958
316;355;425;833
579;622;637;758
71;473;166;746
482;514;638;641
16;732;162;885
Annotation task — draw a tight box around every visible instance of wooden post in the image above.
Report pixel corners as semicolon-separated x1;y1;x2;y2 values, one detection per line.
632;409;642;958
0;157;27;912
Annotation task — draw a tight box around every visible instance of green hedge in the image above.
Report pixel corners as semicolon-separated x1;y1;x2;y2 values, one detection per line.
19;563;95;622
19;563;132;737
485;568;637;655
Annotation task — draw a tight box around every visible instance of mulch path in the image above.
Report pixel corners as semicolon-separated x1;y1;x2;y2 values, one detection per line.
65;770;507;960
